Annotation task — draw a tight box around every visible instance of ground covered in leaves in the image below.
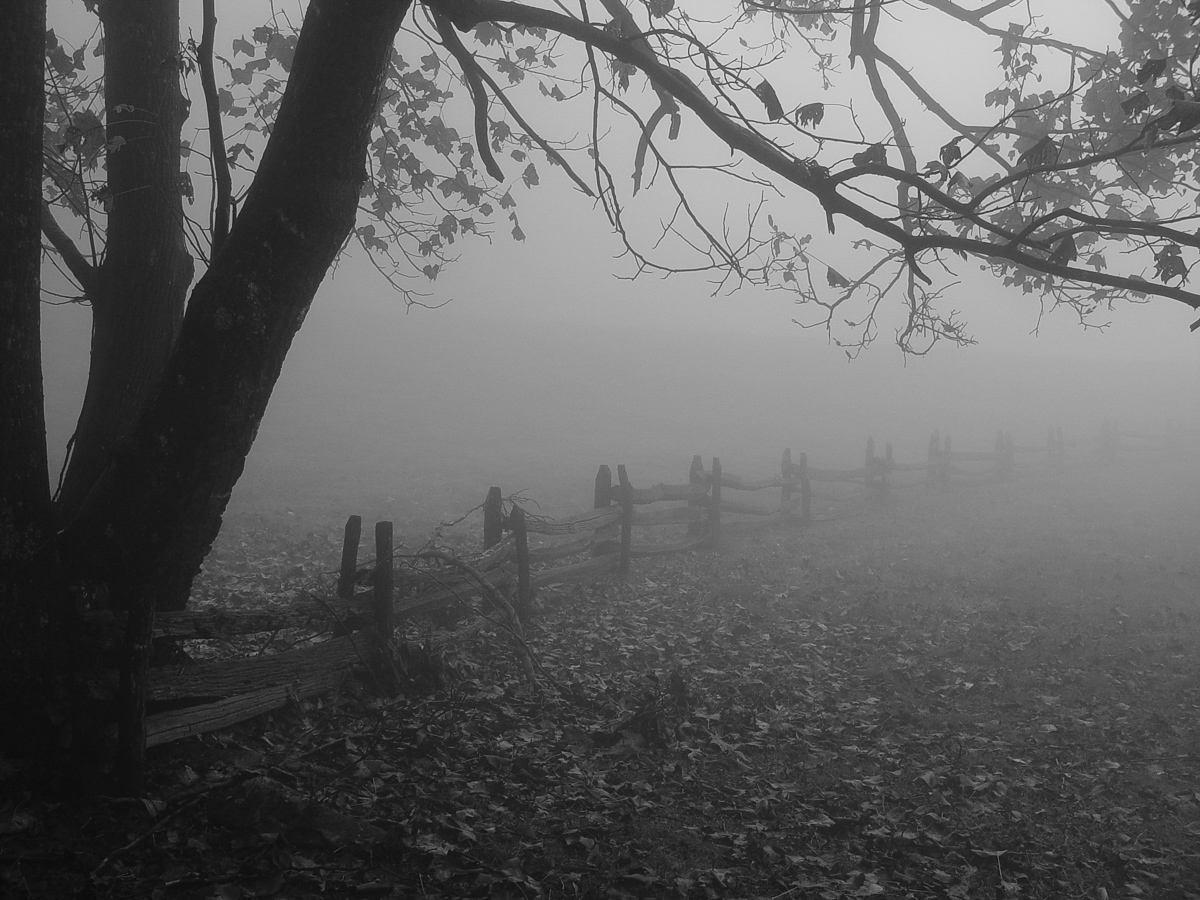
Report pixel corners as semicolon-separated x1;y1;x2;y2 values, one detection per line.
4;462;1199;899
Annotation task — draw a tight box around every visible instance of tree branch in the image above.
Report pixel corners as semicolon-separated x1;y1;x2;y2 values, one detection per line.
919;0;1106;58
430;9;506;182
431;0;1200;312
40;202;98;295
197;0;232;255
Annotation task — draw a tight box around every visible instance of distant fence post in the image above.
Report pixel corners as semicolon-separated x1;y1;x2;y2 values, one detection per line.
373;520;396;696
940;434;952;487
594;465;614;555
483;487;504;549
926;429;940;489
880;442;892;501
617;465;633;578
338;514;363;600
865;436;876;492
710;457;723;550
510;505;531;624
781;448;793;512
799;452;811;524
687;455;706;537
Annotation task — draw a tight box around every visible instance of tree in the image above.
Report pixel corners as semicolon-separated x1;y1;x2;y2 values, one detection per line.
4;0;1199;789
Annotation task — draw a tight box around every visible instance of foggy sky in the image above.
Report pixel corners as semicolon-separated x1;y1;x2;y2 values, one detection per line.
40;0;1200;520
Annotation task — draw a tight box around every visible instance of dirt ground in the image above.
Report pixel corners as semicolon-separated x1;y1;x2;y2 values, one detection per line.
3;457;1199;899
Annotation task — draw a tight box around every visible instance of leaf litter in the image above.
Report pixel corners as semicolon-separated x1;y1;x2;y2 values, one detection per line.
4;469;1200;899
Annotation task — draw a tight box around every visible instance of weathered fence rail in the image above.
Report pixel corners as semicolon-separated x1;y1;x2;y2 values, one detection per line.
94;417;1194;752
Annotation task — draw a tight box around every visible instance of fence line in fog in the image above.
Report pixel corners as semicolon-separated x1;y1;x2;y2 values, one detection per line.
92;418;1193;749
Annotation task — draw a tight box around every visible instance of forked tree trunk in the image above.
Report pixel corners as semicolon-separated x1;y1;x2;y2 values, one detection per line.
57;0;194;524
57;0;414;790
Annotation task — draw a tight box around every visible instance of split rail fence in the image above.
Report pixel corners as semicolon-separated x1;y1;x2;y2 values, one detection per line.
84;419;1195;749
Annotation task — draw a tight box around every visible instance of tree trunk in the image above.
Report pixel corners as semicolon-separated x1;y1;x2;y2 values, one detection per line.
58;0;194;520
0;0;70;757
61;0;412;785
63;0;413;615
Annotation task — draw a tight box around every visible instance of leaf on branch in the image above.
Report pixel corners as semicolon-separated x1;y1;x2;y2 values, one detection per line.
796;102;824;128
939;138;963;167
852;144;887;167
642;0;675;17
1017;136;1060;170
947;171;973;197
826;267;850;288
922;160;949;186
1154;244;1188;283
474;22;504;45
522;163;539;188
1137;58;1168;84
754;80;785;121
510;213;526;242
1162;99;1200;133
1048;235;1077;266
1120;91;1151;118
263;31;296;71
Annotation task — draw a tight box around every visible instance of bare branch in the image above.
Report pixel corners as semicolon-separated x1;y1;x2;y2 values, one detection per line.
197;0;232;254
431;0;1200;312
40;202;98;296
431;10;506;181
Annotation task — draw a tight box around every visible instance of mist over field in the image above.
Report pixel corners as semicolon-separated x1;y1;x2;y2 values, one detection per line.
41;269;1200;539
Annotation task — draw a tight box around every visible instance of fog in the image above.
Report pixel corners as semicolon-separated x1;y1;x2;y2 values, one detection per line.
38;0;1200;537
41;203;1200;534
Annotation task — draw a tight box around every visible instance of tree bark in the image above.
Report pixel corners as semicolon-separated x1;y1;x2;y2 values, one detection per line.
58;0;194;519
58;0;413;789
65;0;413;609
0;0;69;757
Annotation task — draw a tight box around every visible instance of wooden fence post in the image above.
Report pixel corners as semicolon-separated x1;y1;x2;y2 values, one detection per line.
710;457;723;550
940;434;952;487
483;486;503;549
687;455;706;537
114;592;154;795
338;514;362;600
594;464;614;555
865;436;876;491
617;465;633;578
927;429;939;489
880;442;892;501
781;448;793;512
510;505;531;624
374;520;396;695
799;452;811;524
